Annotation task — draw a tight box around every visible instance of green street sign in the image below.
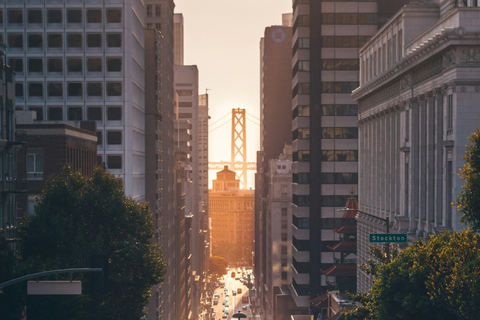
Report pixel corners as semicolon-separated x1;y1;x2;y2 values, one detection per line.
369;234;407;243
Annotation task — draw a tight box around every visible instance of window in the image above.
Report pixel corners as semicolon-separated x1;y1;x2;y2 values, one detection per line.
8;9;23;24
87;34;102;48
107;131;122;145
48;34;63;48
320;173;358;184
87;82;102;97
87;9;101;23
96;131;103;145
177;90;192;96
107;155;122;169
28;59;43;73
107;9;121;23
155;5;161;16
87;107;102;121
107;82;122;96
27;195;39;215
0;10;3;25
47;83;63;97
48;107;63;120
107;58;121;72
68;83;83;97
293;150;310;162
86;58;101;72
67;107;82;121
29;107;43;120
67;9;82;24
447;94;453;131
147;5;153;17
322;82;359;93
27;149;43;180
107;33;121;47
67;58;82;73
15;83;23;98
28;34;43;49
9;58;23;73
107;106;122;120
321;150;358;162
155;23;161;30
47;9;62;24
28;9;42;24
296;15;309;27
67;33;82;48
292;105;310;118
322;59;359;70
47;58;63;73
293;216;310;229
321;127;358;139
29;83;43;97
8;34;23;49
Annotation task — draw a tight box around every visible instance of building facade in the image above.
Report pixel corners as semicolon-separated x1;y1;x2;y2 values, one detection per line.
3;0;147;201
255;17;293;320
209;166;254;266
352;0;480;292
290;0;409;310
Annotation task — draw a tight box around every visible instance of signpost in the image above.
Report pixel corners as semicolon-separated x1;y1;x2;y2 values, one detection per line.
369;233;407;243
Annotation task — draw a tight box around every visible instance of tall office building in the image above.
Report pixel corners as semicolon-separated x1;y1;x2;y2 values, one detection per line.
290;0;409;313
173;13;184;66
352;0;480;292
255;16;293;320
145;1;177;319
174;64;210;318
3;1;146;200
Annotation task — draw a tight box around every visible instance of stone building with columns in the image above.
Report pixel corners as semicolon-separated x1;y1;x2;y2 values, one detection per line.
352;0;480;292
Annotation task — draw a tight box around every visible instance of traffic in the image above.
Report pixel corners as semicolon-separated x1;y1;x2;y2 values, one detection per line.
210;268;255;320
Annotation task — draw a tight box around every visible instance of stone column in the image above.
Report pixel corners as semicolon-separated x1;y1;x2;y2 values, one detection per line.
426;92;436;232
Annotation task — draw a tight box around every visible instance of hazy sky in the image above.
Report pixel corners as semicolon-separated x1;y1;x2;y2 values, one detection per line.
174;0;292;186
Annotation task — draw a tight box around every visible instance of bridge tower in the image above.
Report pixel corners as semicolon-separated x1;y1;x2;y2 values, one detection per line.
231;108;247;189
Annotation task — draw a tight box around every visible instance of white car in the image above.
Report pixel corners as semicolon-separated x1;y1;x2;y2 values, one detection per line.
242;305;247;310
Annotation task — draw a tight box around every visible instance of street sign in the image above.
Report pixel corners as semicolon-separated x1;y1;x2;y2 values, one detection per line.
369;234;407;243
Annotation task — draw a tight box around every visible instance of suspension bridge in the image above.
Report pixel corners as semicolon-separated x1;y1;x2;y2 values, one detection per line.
209;108;259;189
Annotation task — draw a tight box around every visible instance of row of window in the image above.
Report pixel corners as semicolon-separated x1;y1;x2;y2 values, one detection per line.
321;173;358;184
98;155;123;170
29;105;122;122
292;128;310;140
15;82;122;99
293;150;358;164
6;33;122;50
322;127;358;139
322;59;359;70
10;57;122;74
0;8;122;26
292;104;357;118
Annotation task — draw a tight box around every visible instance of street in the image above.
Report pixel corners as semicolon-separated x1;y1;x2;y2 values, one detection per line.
211;269;253;320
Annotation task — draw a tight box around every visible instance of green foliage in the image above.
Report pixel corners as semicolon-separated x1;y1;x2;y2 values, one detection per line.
14;165;167;320
209;256;229;279
0;235;25;320
456;128;480;231
344;230;480;320
359;244;399;277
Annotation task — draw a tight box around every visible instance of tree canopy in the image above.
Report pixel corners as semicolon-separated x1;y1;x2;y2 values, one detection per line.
209;256;229;280
456;128;480;231
7;166;167;320
343;230;480;320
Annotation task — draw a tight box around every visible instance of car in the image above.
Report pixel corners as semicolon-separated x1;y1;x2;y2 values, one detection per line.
237;288;242;294
211;314;215;319
242;305;247;310
213;299;218;305
222;314;227;319
232;292;236;296
223;307;228;313
226;302;229;308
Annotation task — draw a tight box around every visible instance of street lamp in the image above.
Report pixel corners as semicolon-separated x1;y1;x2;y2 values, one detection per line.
339;208;391;263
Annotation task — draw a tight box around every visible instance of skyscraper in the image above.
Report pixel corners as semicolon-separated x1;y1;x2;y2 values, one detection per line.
4;1;147;200
290;0;409;313
145;1;176;319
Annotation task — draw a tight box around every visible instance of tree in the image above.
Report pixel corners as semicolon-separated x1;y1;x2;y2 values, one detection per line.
14;166;167;320
456;128;480;231
209;256;229;280
343;230;480;320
